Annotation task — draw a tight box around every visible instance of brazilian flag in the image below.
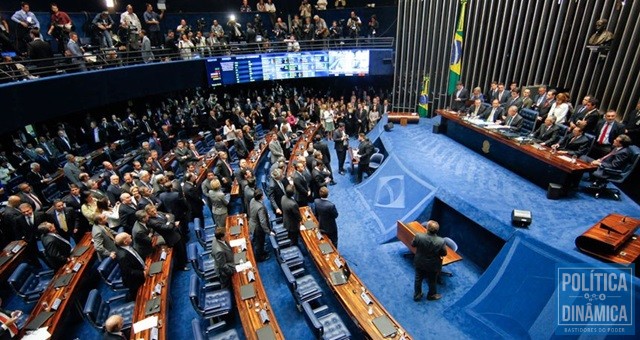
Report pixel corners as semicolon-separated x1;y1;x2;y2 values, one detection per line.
418;76;430;117
448;0;468;94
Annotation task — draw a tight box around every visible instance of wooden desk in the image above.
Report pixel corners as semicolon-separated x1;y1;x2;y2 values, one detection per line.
437;109;598;188
231;133;275;197
347;147;359;174
20;233;96;339
0;240;28;282
575;213;640;266
387;112;420;124
194;154;218;187
286;125;320;179
225;215;284;340
396;221;463;266
299;207;412;339
130;245;173;340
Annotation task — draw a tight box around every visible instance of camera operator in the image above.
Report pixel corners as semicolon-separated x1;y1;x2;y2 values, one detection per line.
346;11;361;38
368;14;379;38
11;2;41;55
176;19;191;38
329;20;343;45
120;4;141;49
273;17;287;41
253;14;265;37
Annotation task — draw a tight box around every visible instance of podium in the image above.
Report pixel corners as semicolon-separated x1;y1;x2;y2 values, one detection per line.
575;214;640;270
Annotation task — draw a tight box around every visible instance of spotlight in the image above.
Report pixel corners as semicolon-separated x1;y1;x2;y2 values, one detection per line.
106;0;115;8
229;14;236;21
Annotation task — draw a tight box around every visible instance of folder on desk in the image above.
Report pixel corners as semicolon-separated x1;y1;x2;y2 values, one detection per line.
53;272;74;288
234;251;247;264
304;220;317;229
329;270;347;286
230;225;241;236
149;261;163;275
318;242;333;255
0;255;11;267
256;324;276;340
372;315;397;338
71;245;89;257
144;297;161;316
25;311;55;330
240;283;256;300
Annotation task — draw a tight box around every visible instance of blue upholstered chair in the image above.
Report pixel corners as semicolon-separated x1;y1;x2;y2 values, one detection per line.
97;256;127;291
281;263;322;309
189;274;233;320
269;234;304;275
441;237;459;277
585;145;640;200
187;242;220;281
7;263;54;303
518;109;539;135
191;318;240;340
194;220;216;248
83;289;135;332
302;301;351;340
368;153;384;171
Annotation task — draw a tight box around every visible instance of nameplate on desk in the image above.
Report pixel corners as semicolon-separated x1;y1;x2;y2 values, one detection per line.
144;296;161;316
334;257;343;268
360;292;373;305
132;315;158;334
149;261;163;275
160;250;167;261
53;273;74;288
154;283;162;295
72;262;82;272
237;218;244;226
50;298;62;311
319;242;333;255
247;270;255;282
150;327;159;340
230;225;241;236
235;261;253;272
256;324;276;340
71;245;89;257
240;283;256;300
234;251;247;264
259;308;270;324
11;243;23;253
316;230;323;241
304;220;316;230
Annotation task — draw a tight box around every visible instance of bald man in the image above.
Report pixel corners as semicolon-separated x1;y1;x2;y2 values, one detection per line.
103;314;126;339
114;232;146;300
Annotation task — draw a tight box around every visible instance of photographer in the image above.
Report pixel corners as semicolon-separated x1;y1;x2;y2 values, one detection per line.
368;14;379;38
329;20;343;45
120;4;141;49
346;11;361;38
11;2;41;55
176;19;190;38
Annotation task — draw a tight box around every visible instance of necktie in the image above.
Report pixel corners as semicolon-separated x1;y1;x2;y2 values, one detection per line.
58;212;68;232
600;148;619;161
28;216;34;226
127;247;146;266
598;122;611;144
506;117;513;126
63;137;70;149
53;233;71;247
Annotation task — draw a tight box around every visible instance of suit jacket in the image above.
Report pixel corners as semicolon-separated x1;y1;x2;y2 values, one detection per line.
266;177;286;212
314;140;331;165
63;161;82;186
46;208;79;240
183;180;204;210
594;120;625;145
27;39;53;64
412;232;447;271
248;198;270;234
522;97;533;109
41;233;71;270
92;224;117;260
103;331;127;340
34;154;57;174
118;204;138;234
132;221;154;258
558;133;590;156
600;147;631;170
313;198;339;238
293;171;310;205
357;140;375;165
18;188;47;210
243;185;255;215
281;196;301;233
333;129;348;152
502;114;524;131
211;239;235;288
148;214;181;247
451;88;469;111
158;191;187;219
13;211;46;243
532;124;560;145
106;184;123;206
465;105;488;118
505;96;523;110
268;139;285;164
54;136;73;154
234;138;249;159
214;160;233;191
115;246;146;293
207;189;229;215
572;109;600;134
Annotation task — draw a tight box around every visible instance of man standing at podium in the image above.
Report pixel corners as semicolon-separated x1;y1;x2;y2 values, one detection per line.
412;220;446;302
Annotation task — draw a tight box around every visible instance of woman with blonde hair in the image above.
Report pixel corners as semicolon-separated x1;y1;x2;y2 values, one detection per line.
549;92;570;125
322;104;334;140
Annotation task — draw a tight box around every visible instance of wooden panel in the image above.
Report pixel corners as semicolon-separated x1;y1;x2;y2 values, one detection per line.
0;240;28;282
575;213;640;265
20;233;95;339
387;112;420;124
299;207;412;339
130;245;173;340
225;214;284;340
396;221;462;266
230;132;274;197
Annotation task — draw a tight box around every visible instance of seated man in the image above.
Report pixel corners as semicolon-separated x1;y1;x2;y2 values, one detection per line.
552;126;590;157
465;99;487;119
480;99;504;123
497;106;523;131
581;134;633;186
531;116;560;145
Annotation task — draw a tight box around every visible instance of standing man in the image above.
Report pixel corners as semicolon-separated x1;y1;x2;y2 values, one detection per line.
355;133;374;183
412;220;446;302
451;82;469;112
143;3;164;47
333;123;348;175
11;2;41;55
208;179;229;229
281;185;301;246
249;189;272;262
114;232;146;300
313;187;339;247
293;161;311;207
67;32;86;72
47;3;72;55
211;227;235;288
120;4;142;50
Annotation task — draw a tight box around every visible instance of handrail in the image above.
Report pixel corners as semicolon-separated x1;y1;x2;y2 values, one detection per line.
0;36;394;83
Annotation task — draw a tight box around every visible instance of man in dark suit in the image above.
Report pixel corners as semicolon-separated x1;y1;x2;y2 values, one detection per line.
582;134;634;185
281;185;302;246
412;220;447;301
27;29;54;75
531;86;547;110
333;123;349;175
118;193;138;234
532;116;561;145
54;130;74;154
17;182;46;212
173;140;190;171
504;88;524;110
234;130;250;159
534;90;556;128
15;203;47;266
313;134;331;167
106;175;124;206
266;168;287;217
211;227;236;288
623;101;640;146
496;83;510;106
145;204;187;270
114;232;146;300
591;110;626;158
465;99;488;119
1;196;23;246
313;187;339;247
103;315;127;340
249;189;271;262
293;161;311;207
38;222;72;271
480;99;504;123
131;210;156;259
25;163;51;203
570;97;600;134
451;82;469;112
356;133;375;183
486;81;499;102
182;173;204;223
552;126;590;157
87;121;107;149
499;106;524;131
47;200;79;241
158;182;188;236
214;151;233;193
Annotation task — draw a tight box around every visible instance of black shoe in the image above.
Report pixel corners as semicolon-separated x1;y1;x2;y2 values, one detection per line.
329;181;336;185
427;294;442;301
413;293;423;301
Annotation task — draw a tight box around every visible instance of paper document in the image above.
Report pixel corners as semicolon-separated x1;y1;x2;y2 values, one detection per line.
235;261;253;272
133;315;158;334
229;238;246;248
22;328;51;340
